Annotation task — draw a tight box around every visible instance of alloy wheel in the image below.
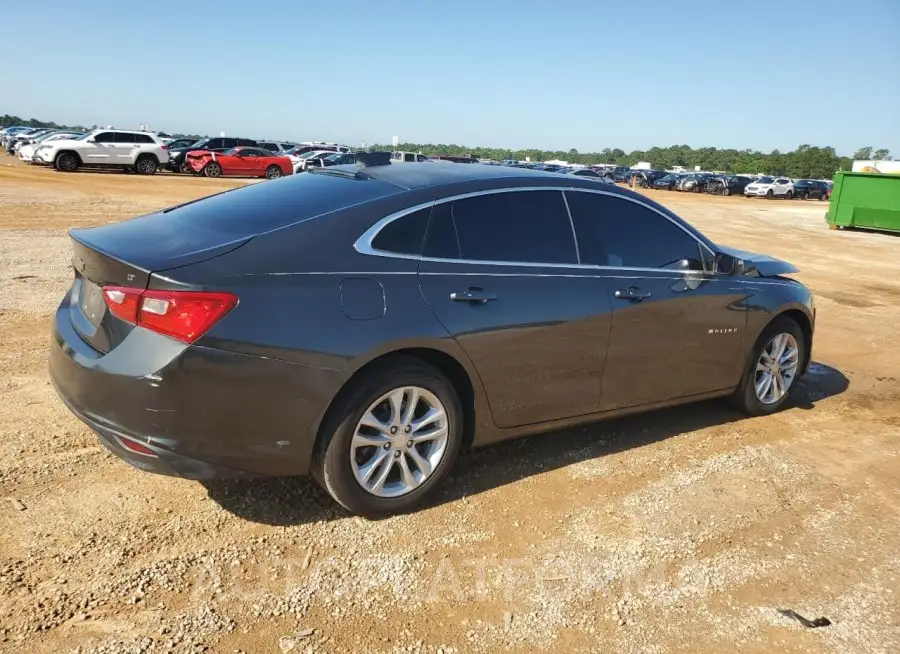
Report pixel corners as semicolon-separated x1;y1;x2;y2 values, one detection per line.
137;158;156;174
266;166;282;180
350;386;449;498
754;333;800;405
57;154;77;171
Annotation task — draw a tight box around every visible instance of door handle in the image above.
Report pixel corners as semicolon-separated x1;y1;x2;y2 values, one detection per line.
614;286;651;302
450;288;497;303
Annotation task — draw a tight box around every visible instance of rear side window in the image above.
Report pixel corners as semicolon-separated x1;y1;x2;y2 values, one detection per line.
566;191;702;269
372;208;431;255
134;133;155;144
161;171;403;237
426;191;577;265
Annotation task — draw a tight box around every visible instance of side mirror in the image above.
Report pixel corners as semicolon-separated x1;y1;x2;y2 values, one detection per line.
86;137;95;143
715;253;745;276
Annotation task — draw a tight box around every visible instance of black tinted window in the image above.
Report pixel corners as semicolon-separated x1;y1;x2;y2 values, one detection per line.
94;132;115;143
222;138;238;149
423;203;460;259
237;138;257;146
113;133;136;143
566;191;702;269
134;133;155;144
443;191;577;264
205;138;223;149
372;208;430;255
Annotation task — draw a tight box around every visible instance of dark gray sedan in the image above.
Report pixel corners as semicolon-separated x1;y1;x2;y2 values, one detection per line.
50;157;815;515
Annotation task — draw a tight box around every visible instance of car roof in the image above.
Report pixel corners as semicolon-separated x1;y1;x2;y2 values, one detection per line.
348;161;602;191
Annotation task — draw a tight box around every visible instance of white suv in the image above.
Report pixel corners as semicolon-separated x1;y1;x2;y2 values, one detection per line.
744;176;795;199
34;129;169;174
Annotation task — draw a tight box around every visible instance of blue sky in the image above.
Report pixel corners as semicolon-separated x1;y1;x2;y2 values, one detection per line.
3;0;898;155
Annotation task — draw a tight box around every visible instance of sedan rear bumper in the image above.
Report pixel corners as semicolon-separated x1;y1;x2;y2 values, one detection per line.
49;292;349;479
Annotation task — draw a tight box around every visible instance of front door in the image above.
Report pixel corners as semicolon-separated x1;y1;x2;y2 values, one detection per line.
417;190;611;428
564;189;747;411
83;131;121;165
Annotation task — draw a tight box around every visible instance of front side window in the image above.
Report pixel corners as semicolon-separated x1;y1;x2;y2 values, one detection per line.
372;208;431;255
404;153;415;162
566;191;704;269
205;138;224;150
426;191;578;265
93;132;115;143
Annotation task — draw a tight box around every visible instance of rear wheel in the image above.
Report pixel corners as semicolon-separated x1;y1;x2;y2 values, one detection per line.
819;193;829;201
54;152;79;172
785;190;793;200
731;317;805;416
311;357;464;516
203;161;222;178
265;165;282;180
134;155;158;175
179;160;192;174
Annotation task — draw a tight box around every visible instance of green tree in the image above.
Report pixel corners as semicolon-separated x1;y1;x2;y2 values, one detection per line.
853;146;873;160
872;148;891;161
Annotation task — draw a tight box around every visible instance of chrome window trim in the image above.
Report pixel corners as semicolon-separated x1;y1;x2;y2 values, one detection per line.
353;186;717;273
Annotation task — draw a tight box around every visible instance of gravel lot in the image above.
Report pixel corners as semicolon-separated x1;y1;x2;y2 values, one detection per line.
1;161;898;654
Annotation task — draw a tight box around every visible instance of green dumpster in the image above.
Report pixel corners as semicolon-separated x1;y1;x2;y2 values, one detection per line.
826;171;900;234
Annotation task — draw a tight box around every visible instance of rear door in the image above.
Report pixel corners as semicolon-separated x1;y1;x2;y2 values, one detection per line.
565;190;747;411
417;189;611;428
113;132;138;165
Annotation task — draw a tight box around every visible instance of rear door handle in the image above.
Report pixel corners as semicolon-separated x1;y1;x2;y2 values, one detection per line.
614;286;651;302
450;288;497;303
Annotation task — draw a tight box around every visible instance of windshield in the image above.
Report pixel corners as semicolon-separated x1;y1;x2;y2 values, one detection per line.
72;133;92;141
222;148;238;156
756;176;774;184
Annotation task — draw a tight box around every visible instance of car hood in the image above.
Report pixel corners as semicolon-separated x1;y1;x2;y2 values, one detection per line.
715;244;799;277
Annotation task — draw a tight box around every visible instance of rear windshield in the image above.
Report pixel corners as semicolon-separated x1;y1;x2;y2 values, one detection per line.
159;171;403;237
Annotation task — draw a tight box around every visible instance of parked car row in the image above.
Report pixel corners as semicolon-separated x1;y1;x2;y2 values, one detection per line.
621;168;832;201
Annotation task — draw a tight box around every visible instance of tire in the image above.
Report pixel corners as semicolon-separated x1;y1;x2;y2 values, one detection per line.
819;193;828;201
765;190;774;199
730;316;806;417
134;155;158;175
203;161;222;178
179;160;192;174
785;190;793;200
54;152;79;172
311;356;464;517
800;191;809;200
724;188;731;196
265;165;282;180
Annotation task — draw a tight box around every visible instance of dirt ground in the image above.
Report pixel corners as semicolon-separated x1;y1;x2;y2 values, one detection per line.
0;160;898;654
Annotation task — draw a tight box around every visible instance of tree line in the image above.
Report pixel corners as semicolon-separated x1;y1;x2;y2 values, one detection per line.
3;113;891;180
375;143;892;180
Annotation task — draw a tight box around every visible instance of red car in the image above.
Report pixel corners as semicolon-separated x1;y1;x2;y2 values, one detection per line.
186;146;293;179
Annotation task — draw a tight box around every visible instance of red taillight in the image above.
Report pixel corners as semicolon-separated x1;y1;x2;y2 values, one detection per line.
102;286;237;344
161;144;168;150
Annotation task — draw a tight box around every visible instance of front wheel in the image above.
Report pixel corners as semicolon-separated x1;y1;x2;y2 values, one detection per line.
54;152;79;172
731;317;805;416
765;190;774;199
203;161;222;178
265;165;282;180
311;357;464;516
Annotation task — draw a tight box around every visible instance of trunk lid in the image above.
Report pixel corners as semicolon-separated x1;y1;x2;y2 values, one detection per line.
68;211;251;353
